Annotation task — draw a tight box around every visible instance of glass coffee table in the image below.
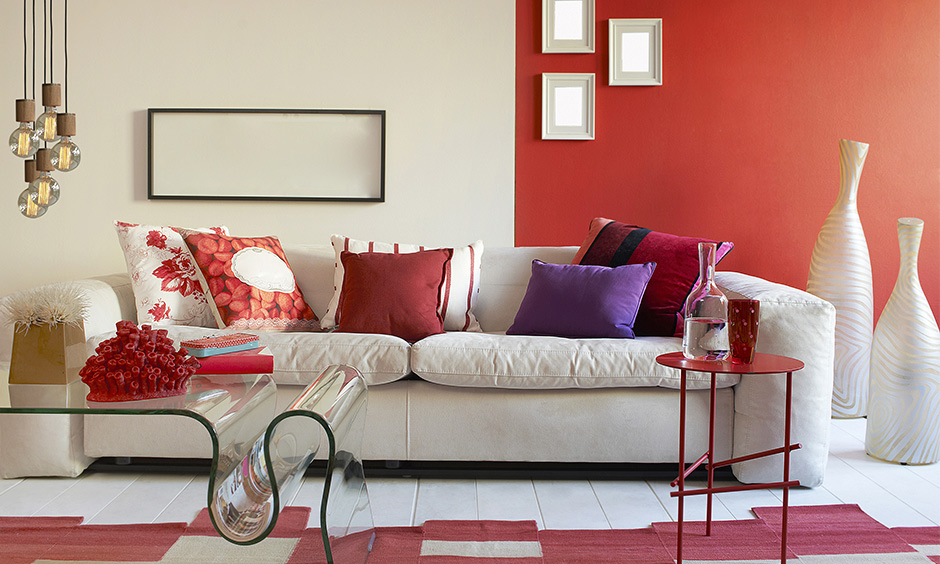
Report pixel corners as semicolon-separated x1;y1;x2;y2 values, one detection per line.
0;364;374;564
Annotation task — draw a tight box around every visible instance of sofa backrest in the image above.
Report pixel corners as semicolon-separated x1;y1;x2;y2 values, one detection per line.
282;244;579;333
474;246;577;332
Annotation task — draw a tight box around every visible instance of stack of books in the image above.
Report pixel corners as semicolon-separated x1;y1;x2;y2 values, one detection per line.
181;333;274;375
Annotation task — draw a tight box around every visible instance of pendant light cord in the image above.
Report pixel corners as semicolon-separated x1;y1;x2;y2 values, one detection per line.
31;0;36;100
64;0;68;113
22;0;27;99
50;0;53;83
41;0;46;84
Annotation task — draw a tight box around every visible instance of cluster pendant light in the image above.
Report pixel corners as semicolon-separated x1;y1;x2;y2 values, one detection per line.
9;0;80;219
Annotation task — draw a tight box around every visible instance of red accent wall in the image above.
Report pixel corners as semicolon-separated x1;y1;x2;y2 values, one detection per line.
515;0;940;321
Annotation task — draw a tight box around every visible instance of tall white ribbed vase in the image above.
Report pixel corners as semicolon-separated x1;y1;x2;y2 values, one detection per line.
866;218;940;464
807;139;873;418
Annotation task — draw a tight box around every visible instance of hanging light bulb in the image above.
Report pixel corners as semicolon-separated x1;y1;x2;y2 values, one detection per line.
34;83;61;142
19;158;47;218
28;148;59;206
9;99;41;158
50;112;79;172
18;189;47;219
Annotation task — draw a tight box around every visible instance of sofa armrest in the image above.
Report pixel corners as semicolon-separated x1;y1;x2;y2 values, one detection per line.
716;271;836;487
0;273;136;368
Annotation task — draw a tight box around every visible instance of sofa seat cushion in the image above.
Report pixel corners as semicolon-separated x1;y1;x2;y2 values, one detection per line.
86;326;411;386
411;332;740;390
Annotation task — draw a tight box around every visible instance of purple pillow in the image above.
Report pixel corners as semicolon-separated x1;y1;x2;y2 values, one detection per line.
507;260;657;339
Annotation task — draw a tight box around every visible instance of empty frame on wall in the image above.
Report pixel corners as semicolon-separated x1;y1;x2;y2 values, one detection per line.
543;0;594;53
148;108;386;201
609;19;662;86
542;73;595;140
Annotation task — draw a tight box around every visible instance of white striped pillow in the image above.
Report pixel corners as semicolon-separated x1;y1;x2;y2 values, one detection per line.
321;235;483;333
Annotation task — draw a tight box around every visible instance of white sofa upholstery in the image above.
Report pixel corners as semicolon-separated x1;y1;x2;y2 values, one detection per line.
0;245;836;486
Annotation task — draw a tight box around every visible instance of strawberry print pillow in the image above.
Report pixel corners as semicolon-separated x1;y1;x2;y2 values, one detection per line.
180;230;319;331
114;221;228;327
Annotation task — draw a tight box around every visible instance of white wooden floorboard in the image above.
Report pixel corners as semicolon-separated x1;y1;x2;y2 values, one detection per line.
0;477;83;516
31;472;140;520
476;479;543;528
153;474;208;524
833;417;867;441
711;480;783;520
86;473;199;525
287;475;323;508
290;476;325;529
820;452;934;527
533;480;609;529
366;477;418;527
0;477;22;497
828;424;940;525
413;479;477;525
905;461;940;486
769;481;844;507
647;478;736;523
591;480;670;529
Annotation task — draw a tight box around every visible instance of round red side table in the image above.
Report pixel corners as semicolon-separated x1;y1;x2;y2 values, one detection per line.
656;352;805;564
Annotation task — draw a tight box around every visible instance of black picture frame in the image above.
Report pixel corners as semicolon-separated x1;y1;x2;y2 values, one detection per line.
148;108;386;202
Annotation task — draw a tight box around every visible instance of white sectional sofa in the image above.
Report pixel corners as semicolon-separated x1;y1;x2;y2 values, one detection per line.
0;245;836;486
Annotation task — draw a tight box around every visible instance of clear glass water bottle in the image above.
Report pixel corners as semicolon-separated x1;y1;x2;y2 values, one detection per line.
682;242;730;360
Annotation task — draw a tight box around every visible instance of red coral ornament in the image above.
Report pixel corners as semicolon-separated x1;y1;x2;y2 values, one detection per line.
80;321;200;402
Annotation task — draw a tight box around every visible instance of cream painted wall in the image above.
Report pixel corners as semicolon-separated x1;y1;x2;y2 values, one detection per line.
0;0;515;298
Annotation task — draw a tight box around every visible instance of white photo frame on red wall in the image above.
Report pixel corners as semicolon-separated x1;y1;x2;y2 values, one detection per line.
543;0;594;53
609;18;663;86
542;73;595;140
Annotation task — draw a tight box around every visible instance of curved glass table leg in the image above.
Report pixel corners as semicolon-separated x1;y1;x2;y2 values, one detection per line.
208;365;374;562
199;375;281;545
265;365;375;564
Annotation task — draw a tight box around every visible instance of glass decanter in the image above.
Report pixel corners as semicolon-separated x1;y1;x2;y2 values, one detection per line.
682;242;730;360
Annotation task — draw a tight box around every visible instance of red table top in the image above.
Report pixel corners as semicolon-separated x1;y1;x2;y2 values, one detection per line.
656;352;804;375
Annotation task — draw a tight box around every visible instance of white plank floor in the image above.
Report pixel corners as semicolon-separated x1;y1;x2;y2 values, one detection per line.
0;419;937;531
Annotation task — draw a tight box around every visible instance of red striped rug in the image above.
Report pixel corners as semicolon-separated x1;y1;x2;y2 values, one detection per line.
1;504;936;563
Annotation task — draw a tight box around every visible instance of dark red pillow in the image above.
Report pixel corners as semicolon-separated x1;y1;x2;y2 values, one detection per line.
337;249;452;342
573;217;733;337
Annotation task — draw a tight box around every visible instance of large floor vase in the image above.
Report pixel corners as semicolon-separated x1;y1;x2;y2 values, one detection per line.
866;218;940;464
807;139;874;418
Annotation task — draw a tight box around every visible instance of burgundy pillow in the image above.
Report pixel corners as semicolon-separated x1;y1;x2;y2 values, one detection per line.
507;260;656;339
337;249;451;342
572;217;733;337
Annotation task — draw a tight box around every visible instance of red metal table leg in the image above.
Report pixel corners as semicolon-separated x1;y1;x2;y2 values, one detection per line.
706;371;717;536
677;368;686;564
781;370;793;564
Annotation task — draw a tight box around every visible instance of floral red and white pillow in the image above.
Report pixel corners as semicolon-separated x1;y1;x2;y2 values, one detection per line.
179;230;319;331
114;221;228;327
320;235;483;332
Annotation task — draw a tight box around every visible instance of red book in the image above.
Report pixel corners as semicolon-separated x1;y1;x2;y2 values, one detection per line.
193;346;274;375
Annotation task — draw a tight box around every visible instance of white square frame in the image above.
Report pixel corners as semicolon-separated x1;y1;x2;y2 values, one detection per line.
542;73;595;140
609;18;662;86
542;0;595;53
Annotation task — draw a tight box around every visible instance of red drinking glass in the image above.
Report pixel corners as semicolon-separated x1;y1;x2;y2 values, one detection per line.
729;299;760;364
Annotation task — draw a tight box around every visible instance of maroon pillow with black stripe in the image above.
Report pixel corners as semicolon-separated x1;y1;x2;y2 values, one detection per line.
573;218;734;337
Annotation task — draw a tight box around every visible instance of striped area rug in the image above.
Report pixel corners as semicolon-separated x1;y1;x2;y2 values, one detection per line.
1;504;937;563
